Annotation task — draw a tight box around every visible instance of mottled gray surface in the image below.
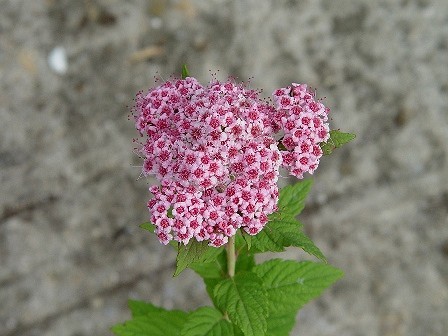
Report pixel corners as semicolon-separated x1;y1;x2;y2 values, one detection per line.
1;0;447;335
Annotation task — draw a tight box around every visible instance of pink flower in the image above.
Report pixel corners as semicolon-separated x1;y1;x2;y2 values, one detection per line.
272;83;330;178
132;77;330;247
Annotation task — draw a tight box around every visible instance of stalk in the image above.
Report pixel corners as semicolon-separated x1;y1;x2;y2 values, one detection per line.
226;235;236;277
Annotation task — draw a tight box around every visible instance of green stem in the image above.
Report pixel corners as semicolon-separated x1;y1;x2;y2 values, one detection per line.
226;235;236;278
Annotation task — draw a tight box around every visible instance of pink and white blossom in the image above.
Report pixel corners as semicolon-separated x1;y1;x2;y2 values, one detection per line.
133;77;330;247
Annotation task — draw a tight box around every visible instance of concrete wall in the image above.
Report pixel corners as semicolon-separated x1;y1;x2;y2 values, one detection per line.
1;0;447;335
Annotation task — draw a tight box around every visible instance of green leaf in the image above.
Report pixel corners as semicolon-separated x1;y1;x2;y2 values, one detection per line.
235;253;255;274
320;130;355;155
235;230;252;252
181;307;233;336
204;277;223;307
112;308;189;336
285;229;326;262
277;179;313;217
128;300;164;317
175;240;223;276
181;64;190;79
253;259;343;315
189;251;227;308
245;180;325;260
249;218;326;262
190;250;227;279
233;326;245;336
247;220;289;253
167;206;174;218
139;222;155;233
213;272;268;336
191;251;255;310
247;222;285;253
265;311;296;336
242;232;252;250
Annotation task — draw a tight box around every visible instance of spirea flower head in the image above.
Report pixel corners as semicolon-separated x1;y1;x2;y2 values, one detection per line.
133;77;330;247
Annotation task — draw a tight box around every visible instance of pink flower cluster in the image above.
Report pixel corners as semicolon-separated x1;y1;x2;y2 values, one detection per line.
272;84;330;178
133;77;329;247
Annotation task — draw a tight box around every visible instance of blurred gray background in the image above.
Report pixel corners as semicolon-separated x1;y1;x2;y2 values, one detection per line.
1;0;447;335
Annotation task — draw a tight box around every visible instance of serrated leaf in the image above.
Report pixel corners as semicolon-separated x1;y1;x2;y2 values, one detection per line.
175;241;223;276
265;311;296;336
320;130;355;155
277;180;313;217
242;232;252;250
214;272;268;336
235;253;255;274
139;222;155;233
128;300;164;317
329;130;356;147
248;219;293;253
190;251;227;308
266;218;325;261
181;64;190;79
190;250;227;279
181;307;233;336
235;230;252;252
233;326;245;336
248;222;285;253
112;308;188;336
249;218;326;262
253;259;343;315
285;229;326;262
191;252;255;311
249;180;317;256
204;277;223;307
320;141;334;155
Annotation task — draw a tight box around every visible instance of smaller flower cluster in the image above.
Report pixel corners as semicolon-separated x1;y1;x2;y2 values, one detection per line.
272;83;330;179
133;77;330;247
